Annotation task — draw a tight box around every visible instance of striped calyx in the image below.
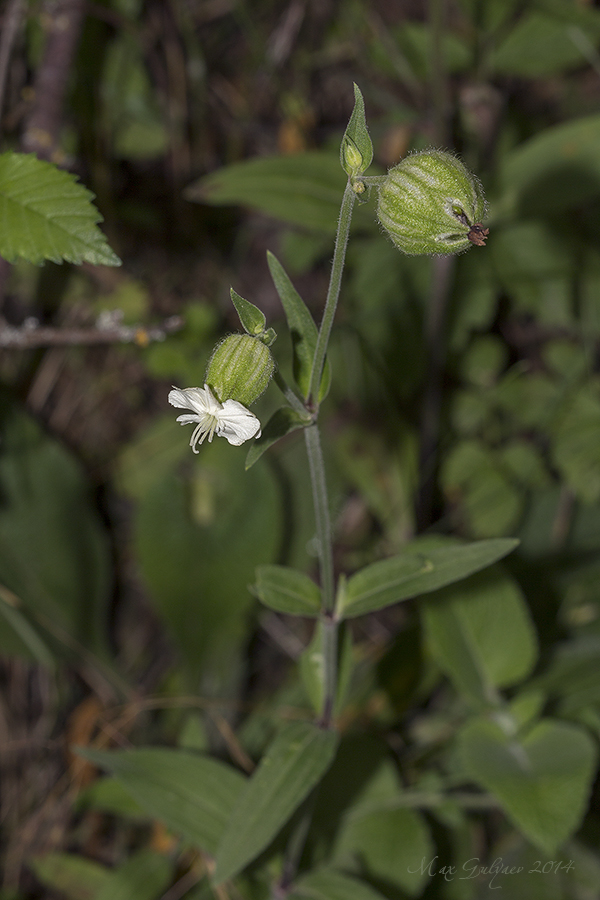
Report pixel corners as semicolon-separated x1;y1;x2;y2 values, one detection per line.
205;333;274;407
377;150;488;256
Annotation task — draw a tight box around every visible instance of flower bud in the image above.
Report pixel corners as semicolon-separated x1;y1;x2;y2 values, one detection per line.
205;334;274;407
377;150;488;256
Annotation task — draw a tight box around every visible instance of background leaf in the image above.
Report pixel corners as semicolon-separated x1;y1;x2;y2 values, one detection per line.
458;718;597;854
0;152;120;266
422;567;538;705
0;401;111;661
254;565;321;616
214;721;339;884
289;868;389;900
185;153;347;232
78;748;246;856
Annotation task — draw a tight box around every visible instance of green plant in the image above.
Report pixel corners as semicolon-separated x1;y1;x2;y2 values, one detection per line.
70;87;596;899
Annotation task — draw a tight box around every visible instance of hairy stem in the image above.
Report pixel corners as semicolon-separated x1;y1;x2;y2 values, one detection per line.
304;423;334;614
308;180;356;405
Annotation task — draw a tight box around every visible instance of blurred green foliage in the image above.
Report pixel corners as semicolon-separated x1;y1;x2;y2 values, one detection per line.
3;0;600;898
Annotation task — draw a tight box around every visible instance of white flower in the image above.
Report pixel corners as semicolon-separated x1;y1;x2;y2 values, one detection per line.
168;384;261;451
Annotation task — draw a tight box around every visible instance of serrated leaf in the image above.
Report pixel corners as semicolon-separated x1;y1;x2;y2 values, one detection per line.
184;152;347;232
340;84;373;176
245;406;309;468
0;152;121;266
230;288;267;335
339;538;519;619
458;718;597;854
76;747;245;855
214;721;339;884
254;565;321;616
267;251;330;401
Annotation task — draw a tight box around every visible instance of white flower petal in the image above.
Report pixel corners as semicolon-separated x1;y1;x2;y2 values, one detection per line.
168;386;212;414
217;400;262;445
168;385;261;450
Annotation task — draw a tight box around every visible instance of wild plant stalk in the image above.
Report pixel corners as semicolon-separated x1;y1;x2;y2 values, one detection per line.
304;178;357;728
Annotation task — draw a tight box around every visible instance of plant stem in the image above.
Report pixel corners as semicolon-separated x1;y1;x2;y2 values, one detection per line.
308;179;356;405
304;422;339;726
273;369;312;418
304;423;334;614
303;178;360;727
319;614;338;728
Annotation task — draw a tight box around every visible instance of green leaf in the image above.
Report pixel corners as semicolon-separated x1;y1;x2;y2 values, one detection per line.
214;721;339;884
184;152;347;232
338;538;519;619
333;807;433;896
78;777;148;821
531;636;600;714
0;587;54;665
245;406;309;468
77;747;245;856
458;717;597;854
254;565;321;616
421;568;538;706
0;152;121;266
441;440;523;538
230;288;267;336
340;84;373;176
134;439;281;681
95;851;171;900
29;853;109;900
289;868;389;900
499;114;600;217
267;251;331;401
0;403;112;660
489;11;599;77
551;388;600;503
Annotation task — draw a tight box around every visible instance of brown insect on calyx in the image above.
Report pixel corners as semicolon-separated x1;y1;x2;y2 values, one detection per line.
467;224;489;247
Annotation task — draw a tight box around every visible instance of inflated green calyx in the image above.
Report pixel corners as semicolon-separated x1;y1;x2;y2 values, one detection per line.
377;150;488;256
206;334;275;407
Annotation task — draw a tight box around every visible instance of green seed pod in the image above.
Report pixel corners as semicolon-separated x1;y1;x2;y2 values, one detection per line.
206;334;275;407
377;150;488;256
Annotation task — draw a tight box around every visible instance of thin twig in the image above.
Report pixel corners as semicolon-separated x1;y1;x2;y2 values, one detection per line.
0;315;183;348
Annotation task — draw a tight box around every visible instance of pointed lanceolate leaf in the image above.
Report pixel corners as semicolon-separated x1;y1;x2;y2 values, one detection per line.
338;538;519;619
76;747;245;855
340;83;373;176
458;718;597;853
214;721;339;885
267;251;330;401
245;406;309;469
184;152;347;232
0;152;121;266
230;288;267;336
254;565;321;616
